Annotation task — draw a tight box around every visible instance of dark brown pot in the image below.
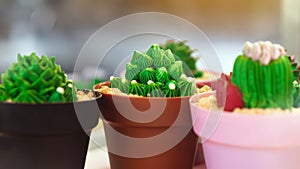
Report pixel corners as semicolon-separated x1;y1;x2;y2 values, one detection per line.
0;92;101;169
95;82;198;169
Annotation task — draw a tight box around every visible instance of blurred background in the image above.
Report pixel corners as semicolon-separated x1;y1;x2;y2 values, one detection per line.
0;0;299;84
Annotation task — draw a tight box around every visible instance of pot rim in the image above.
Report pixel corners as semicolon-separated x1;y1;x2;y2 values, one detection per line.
94;81;194;100
190;91;300;148
0;89;102;106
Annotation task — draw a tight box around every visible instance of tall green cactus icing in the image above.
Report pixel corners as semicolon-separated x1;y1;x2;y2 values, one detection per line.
232;41;293;109
0;53;77;103
160;40;203;77
110;44;198;97
288;56;300;108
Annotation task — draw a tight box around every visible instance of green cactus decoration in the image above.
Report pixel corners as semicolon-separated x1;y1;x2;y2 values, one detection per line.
232;41;294;109
144;80;164;97
139;67;156;84
0;84;8;101
160;40;202;77
155;67;170;84
129;80;144;96
0;53;77;103
288;56;300;107
125;63;140;80
110;76;130;94
110;44;198;97
178;76;198;97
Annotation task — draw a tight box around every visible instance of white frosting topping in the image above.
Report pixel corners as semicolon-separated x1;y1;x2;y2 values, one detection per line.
168;82;176;90
56;87;65;94
242;41;286;65
131;80;137;84
147;80;154;85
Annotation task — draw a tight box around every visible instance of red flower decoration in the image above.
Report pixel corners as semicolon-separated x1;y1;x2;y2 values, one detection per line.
216;73;244;112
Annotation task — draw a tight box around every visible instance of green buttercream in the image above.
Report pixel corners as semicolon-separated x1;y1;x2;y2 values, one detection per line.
113;44;198;97
110;76;130;93
129;80;145;96
164;49;176;64
168;61;184;80
160;40;198;76
144;80;164;97
146;44;161;59
0;53;77;103
178;77;197;96
125;63;140;80
139;67;156;84
164;80;179;97
155;67;170;84
135;52;154;70
232;55;293;109
49;88;67;103
0;84;9;101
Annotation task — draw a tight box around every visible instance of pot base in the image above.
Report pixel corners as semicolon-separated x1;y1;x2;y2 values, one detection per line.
0;132;90;169
106;126;198;169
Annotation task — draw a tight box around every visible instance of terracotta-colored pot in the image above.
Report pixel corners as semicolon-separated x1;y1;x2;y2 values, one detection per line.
190;91;300;169
0;91;101;169
94;82;198;169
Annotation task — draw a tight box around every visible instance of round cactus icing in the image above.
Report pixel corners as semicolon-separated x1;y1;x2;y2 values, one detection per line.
109;44;198;97
0;53;77;103
160;40;202;77
231;41;295;109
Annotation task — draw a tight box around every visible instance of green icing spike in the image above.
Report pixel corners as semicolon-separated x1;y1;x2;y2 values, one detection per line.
136;53;154;70
164;49;176;64
125;63;140;80
49;87;67;103
144;80;164;97
160;40;197;75
146;44;161;59
153;49;172;68
0;53;77;103
110;76;130;93
131;50;142;65
129;80;145;96
168;61;184;80
0;84;8;101
14;90;46;103
178;77;197;96
155;67;170;84
139;67;156;84
164;80;179;97
64;80;77;102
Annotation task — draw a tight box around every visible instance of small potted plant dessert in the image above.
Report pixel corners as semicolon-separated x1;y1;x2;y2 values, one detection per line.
0;53;100;169
94;44;211;169
190;41;300;169
160;40;219;88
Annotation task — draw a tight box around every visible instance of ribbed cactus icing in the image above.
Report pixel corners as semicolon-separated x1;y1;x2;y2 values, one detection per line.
160;40;203;77
0;53;77;103
110;44;198;97
232;41;294;109
289;56;300;108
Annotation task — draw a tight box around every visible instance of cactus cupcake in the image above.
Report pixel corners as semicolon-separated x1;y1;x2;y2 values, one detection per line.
0;53;100;169
161;40;219;87
190;41;300;169
97;44;211;97
0;53;77;103
219;41;299;112
94;44;212;169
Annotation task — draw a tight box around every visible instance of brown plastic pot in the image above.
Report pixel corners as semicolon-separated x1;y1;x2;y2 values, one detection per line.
94;82;198;169
0;91;101;169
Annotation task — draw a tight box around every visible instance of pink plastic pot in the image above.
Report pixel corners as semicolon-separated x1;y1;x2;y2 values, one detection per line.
190;91;300;169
